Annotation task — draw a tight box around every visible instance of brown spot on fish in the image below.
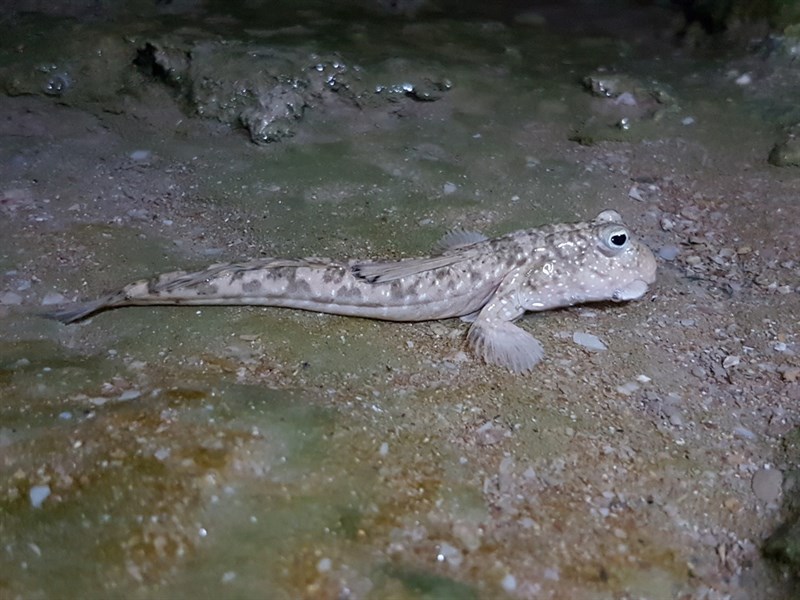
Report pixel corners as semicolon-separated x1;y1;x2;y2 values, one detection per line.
390;280;404;300
286;278;312;296
335;285;363;300
194;282;218;296
242;280;262;293
322;268;346;285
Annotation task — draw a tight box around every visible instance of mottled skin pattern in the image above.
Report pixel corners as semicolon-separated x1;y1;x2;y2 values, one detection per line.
49;210;657;372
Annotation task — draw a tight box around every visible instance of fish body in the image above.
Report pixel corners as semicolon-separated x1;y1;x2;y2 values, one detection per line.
49;210;657;372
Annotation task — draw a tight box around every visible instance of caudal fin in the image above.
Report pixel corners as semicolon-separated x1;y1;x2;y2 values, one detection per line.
42;292;126;324
42;299;107;324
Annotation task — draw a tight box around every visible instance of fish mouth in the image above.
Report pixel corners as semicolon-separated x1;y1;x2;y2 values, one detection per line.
612;279;650;302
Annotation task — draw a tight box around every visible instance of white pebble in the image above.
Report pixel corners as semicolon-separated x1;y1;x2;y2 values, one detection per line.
443;182;457;195
628;185;644;201
658;245;680;261
221;571;237;583
316;557;332;573
0;291;23;305
681;116;695;126
572;331;607;351
436;542;463;567
41;293;66;306
734;73;752;85
130;150;152;161
379;442;389;456
501;573;517;592
616;381;640;396
615;91;637;106
119;390;141;401
722;355;740;369
29;485;51;508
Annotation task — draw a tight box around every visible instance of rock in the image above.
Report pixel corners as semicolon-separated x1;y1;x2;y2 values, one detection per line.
752;468;783;503
29;484;51;508
768;125;800;167
658;245;680;261
572;331;607;351
41;292;66;306
764;516;800;575
0;291;23;305
135;38;450;145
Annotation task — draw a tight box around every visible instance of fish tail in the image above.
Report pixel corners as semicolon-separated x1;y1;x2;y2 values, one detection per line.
43;289;131;324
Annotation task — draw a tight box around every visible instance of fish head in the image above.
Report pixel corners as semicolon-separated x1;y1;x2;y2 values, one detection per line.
518;212;657;311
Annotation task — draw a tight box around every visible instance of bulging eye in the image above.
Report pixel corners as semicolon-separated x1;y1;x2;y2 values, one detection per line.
608;229;628;248
598;225;631;255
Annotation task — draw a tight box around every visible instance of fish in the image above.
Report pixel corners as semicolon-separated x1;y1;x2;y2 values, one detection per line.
46;209;657;372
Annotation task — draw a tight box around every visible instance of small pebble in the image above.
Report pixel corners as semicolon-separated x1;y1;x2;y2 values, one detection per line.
29;485;51;508
681;116;695;126
221;571;237;583
628;185;644;201
735;73;752;86
722;355;740;369
443;182;457;195
658;245;680;261
316;558;332;573
752;468;782;503
501;573;517;592
0;291;23;305
572;331;607;351
781;367;800;382
119;390;141;401
616;381;639;396
436;542;463;567
41;292;66;306
733;426;756;441
130;150;152;161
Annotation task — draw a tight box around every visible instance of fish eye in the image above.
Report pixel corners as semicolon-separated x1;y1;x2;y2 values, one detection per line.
608;230;628;248
598;225;630;255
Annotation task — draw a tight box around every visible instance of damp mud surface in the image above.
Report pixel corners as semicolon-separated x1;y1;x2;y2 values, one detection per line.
1;2;800;599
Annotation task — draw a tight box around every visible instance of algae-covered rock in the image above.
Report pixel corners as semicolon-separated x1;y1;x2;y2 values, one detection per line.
0;24;137;105
764;514;800;576
135;40;346;143
768;124;800;166
135;37;451;144
573;71;678;144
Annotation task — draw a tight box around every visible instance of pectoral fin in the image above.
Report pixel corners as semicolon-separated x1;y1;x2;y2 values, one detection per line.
434;229;488;253
467;320;544;373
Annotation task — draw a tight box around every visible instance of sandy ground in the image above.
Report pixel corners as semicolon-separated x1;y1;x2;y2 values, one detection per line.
1;2;799;599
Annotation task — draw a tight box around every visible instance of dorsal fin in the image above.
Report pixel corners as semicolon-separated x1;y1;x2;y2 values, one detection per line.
351;254;467;284
433;229;488;253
